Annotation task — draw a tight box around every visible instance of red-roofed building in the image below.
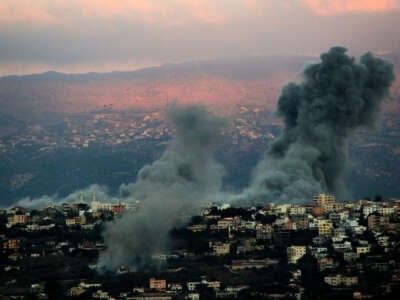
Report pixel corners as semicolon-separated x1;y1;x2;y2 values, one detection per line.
112;205;126;214
149;278;167;291
217;217;235;230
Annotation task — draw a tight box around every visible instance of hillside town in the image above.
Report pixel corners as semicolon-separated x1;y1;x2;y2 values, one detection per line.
2;105;400;207
0;106;277;154
1;194;400;299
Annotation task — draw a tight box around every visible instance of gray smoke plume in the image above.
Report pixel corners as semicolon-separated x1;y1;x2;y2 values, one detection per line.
6;184;117;210
244;47;395;203
97;105;225;271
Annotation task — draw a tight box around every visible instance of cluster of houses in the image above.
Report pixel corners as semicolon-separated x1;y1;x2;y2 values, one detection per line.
4;192;139;229
1;194;400;299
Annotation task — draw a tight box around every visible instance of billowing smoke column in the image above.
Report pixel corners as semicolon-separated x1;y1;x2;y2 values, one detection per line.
245;47;395;203
97;105;225;270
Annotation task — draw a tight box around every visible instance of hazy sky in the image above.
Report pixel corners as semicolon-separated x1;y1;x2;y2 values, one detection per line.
1;0;399;75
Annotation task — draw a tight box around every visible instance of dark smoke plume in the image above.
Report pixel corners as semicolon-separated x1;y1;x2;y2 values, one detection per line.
97;105;225;270
245;47;395;203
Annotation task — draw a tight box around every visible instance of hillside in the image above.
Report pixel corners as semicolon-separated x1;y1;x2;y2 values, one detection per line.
0;54;399;204
0;56;311;119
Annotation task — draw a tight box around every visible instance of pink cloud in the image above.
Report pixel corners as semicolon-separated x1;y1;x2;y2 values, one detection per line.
0;0;57;25
176;0;227;24
76;0;172;24
0;0;230;26
305;0;400;15
76;0;229;25
1;0;400;27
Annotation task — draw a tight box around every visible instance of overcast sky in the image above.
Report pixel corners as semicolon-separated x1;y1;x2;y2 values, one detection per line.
1;0;399;75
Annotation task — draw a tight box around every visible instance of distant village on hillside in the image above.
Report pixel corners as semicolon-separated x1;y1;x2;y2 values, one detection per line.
1;193;400;299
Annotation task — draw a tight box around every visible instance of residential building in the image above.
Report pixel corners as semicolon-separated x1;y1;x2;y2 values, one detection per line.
209;241;230;255
149;278;166;291
318;219;332;236
287;245;306;263
324;274;358;287
314;194;335;208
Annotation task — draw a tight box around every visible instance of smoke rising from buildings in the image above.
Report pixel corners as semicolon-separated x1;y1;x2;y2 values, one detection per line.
6;184;116;210
244;47;395;203
97;105;225;270
8;46;396;271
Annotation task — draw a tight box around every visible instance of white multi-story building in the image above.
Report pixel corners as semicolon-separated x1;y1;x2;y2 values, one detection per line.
274;204;290;215
90;193;113;212
290;206;306;216
363;205;377;218
378;207;395;216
